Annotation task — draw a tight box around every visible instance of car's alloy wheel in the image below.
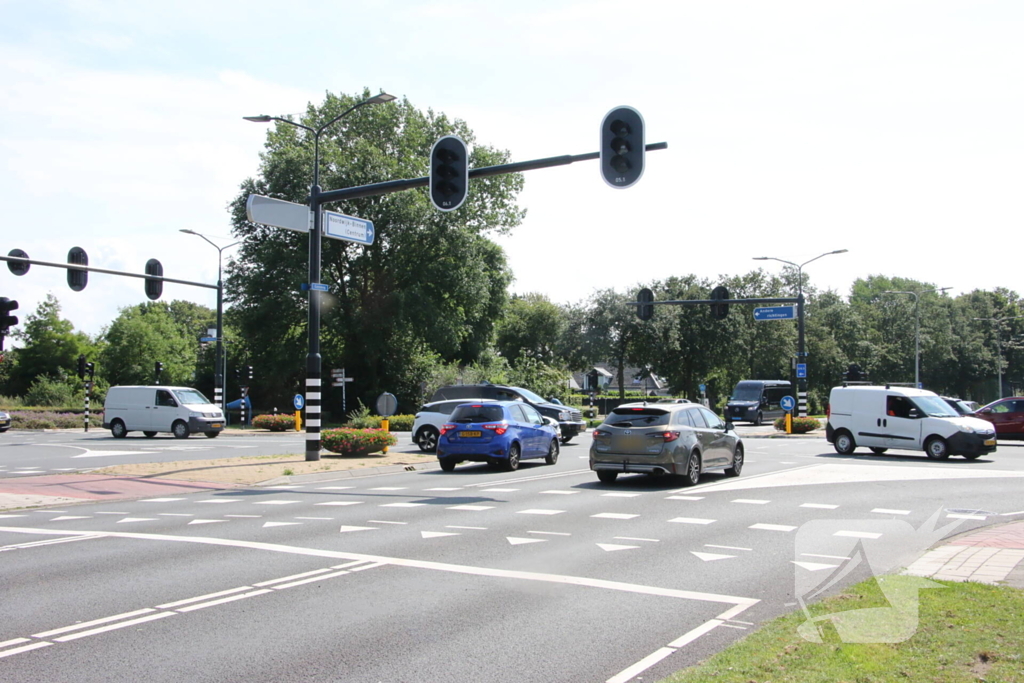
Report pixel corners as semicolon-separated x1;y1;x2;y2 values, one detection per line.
725;445;743;477
683;451;701;486
417;427;439;452
545;439;559;465
505;443;521;471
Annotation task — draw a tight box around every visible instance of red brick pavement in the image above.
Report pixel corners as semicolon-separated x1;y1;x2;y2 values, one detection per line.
0;474;234;502
949;521;1024;549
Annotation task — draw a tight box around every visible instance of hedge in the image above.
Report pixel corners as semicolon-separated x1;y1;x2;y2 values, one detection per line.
321;428;397;456
772;416;822;433
252;414;296;431
344;414;415;431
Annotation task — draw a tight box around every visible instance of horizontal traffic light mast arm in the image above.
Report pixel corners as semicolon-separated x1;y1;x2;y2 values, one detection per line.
0;255;217;290
315;142;669;205
630;296;800;307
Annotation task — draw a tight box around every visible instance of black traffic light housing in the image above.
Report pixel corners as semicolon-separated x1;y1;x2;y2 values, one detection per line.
600;106;645;189
636;288;654;321
67;247;89;292
246;365;253;381
78;354;87;380
145;259;163;300
710;286;730;320
429;136;469;212
0;297;18;330
843;363;867;383
154;361;164;384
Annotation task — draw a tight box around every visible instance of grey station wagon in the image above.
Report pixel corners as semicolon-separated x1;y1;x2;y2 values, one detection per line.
589;403;744;485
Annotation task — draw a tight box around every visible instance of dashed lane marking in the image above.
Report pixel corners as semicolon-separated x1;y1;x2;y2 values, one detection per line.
668;517;715;525
749;523;797;532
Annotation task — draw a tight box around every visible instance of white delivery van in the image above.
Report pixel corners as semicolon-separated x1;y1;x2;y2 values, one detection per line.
825;385;996;460
103;386;225;439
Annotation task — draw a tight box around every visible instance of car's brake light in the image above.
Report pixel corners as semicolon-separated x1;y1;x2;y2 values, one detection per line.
483;423;508;436
658;431;681;442
593;429;610;438
440;423;456;435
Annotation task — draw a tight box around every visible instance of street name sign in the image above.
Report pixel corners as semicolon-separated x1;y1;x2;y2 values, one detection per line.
324;211;375;245
753;305;796;321
246;194;311;233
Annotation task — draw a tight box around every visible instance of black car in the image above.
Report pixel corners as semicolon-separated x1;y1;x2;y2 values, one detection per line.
431;383;586;444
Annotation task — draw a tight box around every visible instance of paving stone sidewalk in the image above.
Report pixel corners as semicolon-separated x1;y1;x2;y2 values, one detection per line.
904;520;1024;589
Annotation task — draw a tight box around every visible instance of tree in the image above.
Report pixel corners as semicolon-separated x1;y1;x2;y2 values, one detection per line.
495;293;566;366
8;294;93;396
100;302;198;387
227;90;524;414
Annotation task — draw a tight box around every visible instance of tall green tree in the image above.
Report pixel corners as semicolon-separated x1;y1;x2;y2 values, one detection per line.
227;90;524;414
9;294;93;396
100;302;199;387
495;293;566;366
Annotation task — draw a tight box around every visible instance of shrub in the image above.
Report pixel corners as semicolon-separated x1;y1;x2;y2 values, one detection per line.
252;414;296;431
342;413;415;431
773;416;821;434
24;376;77;408
9;410;104;429
321;428;397;456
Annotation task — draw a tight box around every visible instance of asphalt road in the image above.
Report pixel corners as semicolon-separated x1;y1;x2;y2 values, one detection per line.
2;433;1023;682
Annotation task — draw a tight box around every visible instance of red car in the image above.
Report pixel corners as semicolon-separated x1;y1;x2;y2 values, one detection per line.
974;397;1024;440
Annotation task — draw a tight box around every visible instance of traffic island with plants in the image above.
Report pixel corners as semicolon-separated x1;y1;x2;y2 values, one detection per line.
321;428;397;457
773;416;821;433
252;413;297;431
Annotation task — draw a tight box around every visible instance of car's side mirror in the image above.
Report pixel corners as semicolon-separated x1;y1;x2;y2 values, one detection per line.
724;419;734;431
908;408;919;418
979;408;992;414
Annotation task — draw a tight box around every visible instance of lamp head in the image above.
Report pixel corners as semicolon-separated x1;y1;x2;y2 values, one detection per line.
366;93;396;105
243;115;273;123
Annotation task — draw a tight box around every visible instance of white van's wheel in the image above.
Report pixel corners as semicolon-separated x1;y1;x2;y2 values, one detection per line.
834;430;856;454
925;436;949;460
111;420;127;439
172;421;190;439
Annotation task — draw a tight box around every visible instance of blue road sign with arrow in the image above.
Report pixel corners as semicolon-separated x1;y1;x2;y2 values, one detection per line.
780;395;796;411
754;305;797;321
324;211;375;246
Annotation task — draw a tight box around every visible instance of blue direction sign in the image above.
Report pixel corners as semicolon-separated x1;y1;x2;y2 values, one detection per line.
324;211;375;245
796;363;807;378
200;336;217;343
293;394;305;410
780;395;796;412
753;305;797;321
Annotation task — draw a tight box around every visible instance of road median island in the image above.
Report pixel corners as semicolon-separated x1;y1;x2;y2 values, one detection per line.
92;451;436;486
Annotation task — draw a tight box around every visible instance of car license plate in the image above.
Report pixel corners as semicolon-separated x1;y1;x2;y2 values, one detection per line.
984;439;996;446
460;431;482;438
211;423;222;429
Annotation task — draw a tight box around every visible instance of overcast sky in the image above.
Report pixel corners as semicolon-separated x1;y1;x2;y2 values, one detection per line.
1;1;1022;341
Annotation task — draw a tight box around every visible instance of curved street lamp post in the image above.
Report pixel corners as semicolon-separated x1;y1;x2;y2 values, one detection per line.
973;315;1024;399
180;230;240;412
881;287;951;389
753;250;848;417
244;93;396;461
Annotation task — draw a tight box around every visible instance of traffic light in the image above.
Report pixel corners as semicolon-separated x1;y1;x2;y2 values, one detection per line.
0;297;18;330
636;288;654;321
6;249;30;276
429;136;469;212
144;259;163;300
154;361;164;384
246;365;253;381
843;363;866;383
600;106;645;189
67;247;89;291
78;354;87;380
85;361;94;379
710;286;730;320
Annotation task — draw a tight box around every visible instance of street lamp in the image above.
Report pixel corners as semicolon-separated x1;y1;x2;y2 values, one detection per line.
882;287;952;389
972;314;1024;399
753;249;848;417
180;229;240;412
245;92;396;461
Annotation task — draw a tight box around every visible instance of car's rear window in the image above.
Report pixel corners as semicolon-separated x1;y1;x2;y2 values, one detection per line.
605;408;670;427
451;405;505;423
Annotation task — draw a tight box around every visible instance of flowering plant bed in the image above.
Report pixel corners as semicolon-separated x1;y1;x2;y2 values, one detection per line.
321;428;397;456
772;416;821;433
252;414;297;432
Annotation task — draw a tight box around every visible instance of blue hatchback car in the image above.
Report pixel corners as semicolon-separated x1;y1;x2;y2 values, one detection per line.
437;400;560;472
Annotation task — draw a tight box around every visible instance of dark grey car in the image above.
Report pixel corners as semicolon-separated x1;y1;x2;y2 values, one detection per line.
589;403;743;485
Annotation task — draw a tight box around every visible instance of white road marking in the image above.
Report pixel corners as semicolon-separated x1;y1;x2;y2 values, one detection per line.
254;569;334;587
315;501;362;506
422;531;459;539
254;500;301;506
792;560;841;571
34;608;158;638
197;499;241;504
367;520;406;525
517;509;565;515
691;552;734;562
71;450;150;458
0;642;53;658
0;638;30;648
446;525;486;530
447;505;494;511
706;544;751;552
616;537;659;543
835;530;883;539
481;488;519;492
750;523;797;532
271;569;353;590
602;492;641;498
1000;510;1024;516
224;515;261;518
592;513;639;520
188;519;228;525
0;515;27;519
370;487;407;491
529;531;570;536
947;513;986;520
380;502;425;508
265;485;304;490
317;486;355;490
666;495;703;501
732;499;770;504
176;589;272;613
597;543;638;552
116;518;158;524
263;522;301;528
94;512;129;515
507;537;546;545
158;587;252;608
0;535;101;552
802;553;851;560
141;498;186;503
159;513;194;517
541;490;579;495
339;526;377;533
668;517;715;525
801;503;839;509
295;517;333;521
872;508;911;515
424;487;462;491
607;647;677;683
50;516;90;521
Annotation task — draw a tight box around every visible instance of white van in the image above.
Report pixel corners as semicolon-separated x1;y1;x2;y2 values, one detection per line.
825;385;996;460
103;386;225;439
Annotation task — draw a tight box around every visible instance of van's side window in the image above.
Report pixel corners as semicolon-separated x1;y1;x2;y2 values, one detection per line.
157;390;177;407
886;395;915;418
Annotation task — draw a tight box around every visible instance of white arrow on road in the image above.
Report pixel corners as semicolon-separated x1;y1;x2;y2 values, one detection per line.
691;551;735;562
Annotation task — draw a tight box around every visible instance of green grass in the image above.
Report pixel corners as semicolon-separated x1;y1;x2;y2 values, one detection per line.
660;577;1024;683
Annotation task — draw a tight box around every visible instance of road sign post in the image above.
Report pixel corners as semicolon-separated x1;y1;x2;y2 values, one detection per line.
331;368;354;414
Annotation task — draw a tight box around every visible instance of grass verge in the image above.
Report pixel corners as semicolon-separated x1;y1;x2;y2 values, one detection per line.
660;576;1024;683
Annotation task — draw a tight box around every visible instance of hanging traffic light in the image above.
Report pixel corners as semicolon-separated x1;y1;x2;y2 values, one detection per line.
145;259;163;300
67;247;89;291
710;286;730;320
600;106;645;189
636;288;654;321
429;136;469;212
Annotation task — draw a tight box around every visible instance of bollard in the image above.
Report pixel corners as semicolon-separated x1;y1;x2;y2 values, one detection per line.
381;419;389;454
785;412;792;435
295;410;302;432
